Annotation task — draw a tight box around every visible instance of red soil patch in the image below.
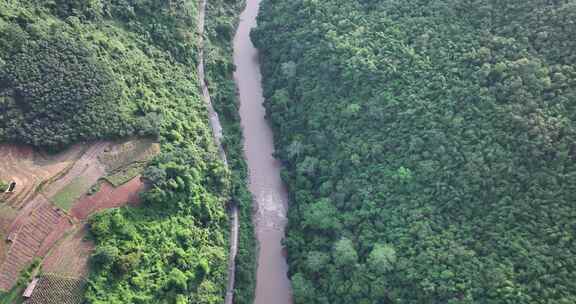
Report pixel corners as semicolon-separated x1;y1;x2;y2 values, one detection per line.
0;199;71;291
70;176;144;220
42;225;94;278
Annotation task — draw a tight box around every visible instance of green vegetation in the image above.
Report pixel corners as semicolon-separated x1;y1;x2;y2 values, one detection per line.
0;287;24;304
87;149;230;303
98;139;161;172
0;22;125;149
0;180;7;192
0;35;130;149
253;0;576;303
99;139;161;186
0;284;24;304
0;0;234;303
0;0;198;150
52;177;93;210
204;0;258;302
103;163;146;187
87;183;101;196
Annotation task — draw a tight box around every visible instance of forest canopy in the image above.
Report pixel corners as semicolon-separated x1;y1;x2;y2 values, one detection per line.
0;35;129;148
0;0;200;149
254;0;576;303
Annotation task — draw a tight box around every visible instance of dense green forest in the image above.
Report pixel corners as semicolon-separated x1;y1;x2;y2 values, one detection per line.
0;0;237;302
253;0;576;303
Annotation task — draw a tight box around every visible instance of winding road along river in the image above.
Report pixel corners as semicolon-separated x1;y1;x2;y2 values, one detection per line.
233;0;294;303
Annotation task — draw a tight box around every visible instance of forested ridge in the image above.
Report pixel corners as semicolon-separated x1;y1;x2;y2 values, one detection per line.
253;0;576;303
0;0;237;303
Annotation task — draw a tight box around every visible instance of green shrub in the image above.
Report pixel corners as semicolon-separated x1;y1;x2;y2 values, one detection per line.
0;180;8;192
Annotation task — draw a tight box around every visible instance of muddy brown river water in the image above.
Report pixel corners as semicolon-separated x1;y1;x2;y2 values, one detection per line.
233;0;294;303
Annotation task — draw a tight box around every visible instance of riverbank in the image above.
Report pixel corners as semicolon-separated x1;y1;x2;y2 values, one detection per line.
201;0;258;303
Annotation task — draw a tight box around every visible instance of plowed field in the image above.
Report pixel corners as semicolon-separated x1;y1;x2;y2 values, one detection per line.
42;226;93;278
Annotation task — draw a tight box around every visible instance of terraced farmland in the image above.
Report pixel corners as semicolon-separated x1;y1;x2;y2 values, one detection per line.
99;139;160;170
0;139;158;293
99;139;160;187
0;200;71;290
0;139;160;294
51;177;93;211
42;142;109;200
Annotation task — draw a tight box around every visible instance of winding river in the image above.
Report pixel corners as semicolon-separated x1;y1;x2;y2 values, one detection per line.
233;0;294;303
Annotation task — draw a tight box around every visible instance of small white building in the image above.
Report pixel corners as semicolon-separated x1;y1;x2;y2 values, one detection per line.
22;278;38;298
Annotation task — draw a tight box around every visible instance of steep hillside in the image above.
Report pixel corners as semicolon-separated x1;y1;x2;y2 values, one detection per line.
253;0;576;303
0;0;233;303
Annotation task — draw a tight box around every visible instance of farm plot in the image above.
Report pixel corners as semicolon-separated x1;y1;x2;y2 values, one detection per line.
99;138;160;186
0;142;102;292
41;142;109;199
0;144;83;209
0;199;71;291
70;176;144;220
25;274;85;304
51;177;93;211
42;226;93;278
99;138;160;171
0;204;17;240
0;139;158;293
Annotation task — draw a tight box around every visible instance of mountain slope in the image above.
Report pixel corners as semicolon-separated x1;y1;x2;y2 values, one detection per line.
253;0;576;303
0;1;233;303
